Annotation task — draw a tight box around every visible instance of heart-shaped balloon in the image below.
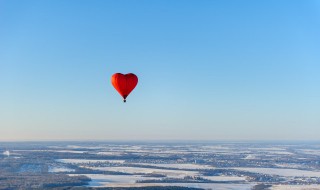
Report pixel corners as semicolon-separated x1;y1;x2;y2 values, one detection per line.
111;73;138;102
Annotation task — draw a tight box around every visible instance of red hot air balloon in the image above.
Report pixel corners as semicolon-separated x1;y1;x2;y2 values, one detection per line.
111;73;138;102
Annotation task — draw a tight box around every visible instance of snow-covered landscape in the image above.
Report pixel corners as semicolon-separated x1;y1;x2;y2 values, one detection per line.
1;141;320;189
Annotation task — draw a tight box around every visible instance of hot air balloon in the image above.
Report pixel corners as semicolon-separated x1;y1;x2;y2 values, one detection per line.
111;73;138;102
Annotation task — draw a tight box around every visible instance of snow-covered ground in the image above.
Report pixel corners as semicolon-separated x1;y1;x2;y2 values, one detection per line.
85;166;199;178
92;183;254;190
244;154;256;159
232;167;320;177
202;176;247;181
48;166;75;173
137;163;215;170
69;174;160;186
53;150;87;154
298;149;320;156
265;151;294;155
66;145;105;149
3;150;10;156
248;147;286;151
271;185;320;190
13;149;86;154
274;163;304;169
57;159;125;164
168;183;254;190
70;174;254;189
96;151;123;156
49;143;320;189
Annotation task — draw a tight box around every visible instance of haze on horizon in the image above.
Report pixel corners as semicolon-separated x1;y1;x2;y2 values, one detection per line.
1;0;319;141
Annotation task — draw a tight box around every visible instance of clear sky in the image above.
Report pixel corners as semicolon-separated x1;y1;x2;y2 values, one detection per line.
1;0;319;141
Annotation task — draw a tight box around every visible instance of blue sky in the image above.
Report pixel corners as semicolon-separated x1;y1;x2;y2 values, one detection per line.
1;0;319;141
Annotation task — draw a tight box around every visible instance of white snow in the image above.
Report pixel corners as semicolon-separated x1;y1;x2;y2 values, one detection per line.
265;151;294;155
233;167;320;177
202;176;247;181
248;147;286;151
96;152;122;156
57;159;125;164
298;149;320;156
3;151;10;156
271;185;320;190
244;154;255;159
70;174;254;189
69;174;160;186
85;166;199;178
49;166;75;173
137;163;215;170
274;163;303;169
66;145;105;149
54;150;86;154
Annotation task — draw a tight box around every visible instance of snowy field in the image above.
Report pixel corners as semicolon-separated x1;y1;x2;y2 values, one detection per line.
271;185;320;190
34;142;320;189
137;163;215;170
70;174;254;190
48;166;75;173
298;149;320;156
201;176;247;182
233;167;320;177
57;159;125;164
85;166;199;178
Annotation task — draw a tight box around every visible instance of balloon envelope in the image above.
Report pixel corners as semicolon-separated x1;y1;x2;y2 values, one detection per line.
111;73;138;102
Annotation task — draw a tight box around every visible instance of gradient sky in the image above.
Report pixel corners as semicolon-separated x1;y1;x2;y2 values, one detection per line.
1;0;320;141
